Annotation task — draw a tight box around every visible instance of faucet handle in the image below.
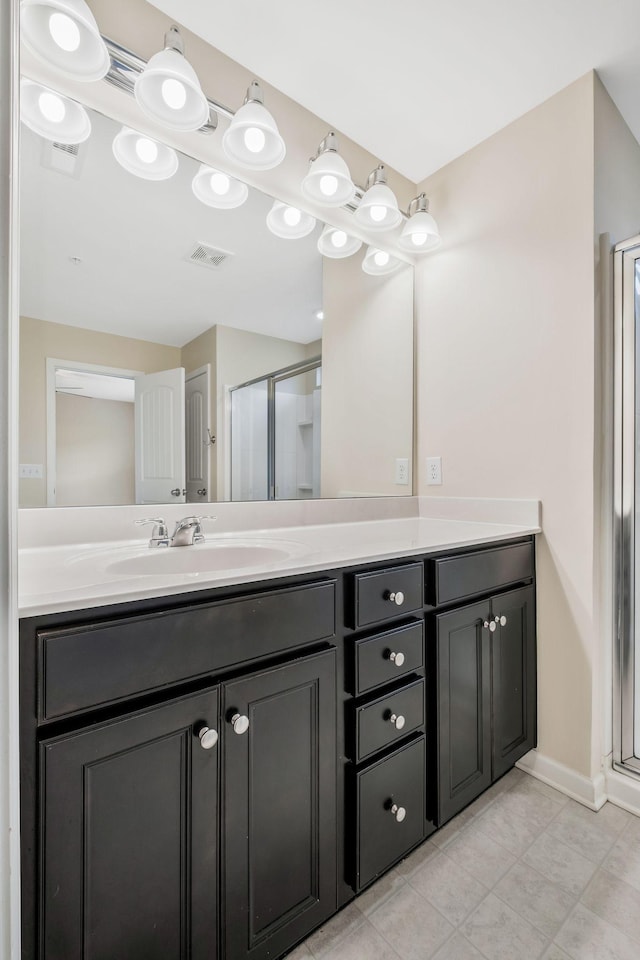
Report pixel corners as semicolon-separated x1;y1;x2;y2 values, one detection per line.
135;518;169;541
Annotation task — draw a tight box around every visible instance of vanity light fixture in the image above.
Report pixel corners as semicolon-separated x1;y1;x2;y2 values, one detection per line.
301;132;356;207
266;201;316;240
362;246;403;276
192;163;248;209
222;81;286;170
20;0;110;82
134;26;210;133
398;194;441;252
355;165;402;232
20;77;91;144
112;126;178;181
317;225;362;259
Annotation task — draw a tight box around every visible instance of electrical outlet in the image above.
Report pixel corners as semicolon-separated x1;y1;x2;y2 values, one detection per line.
395;458;409;485
426;456;442;485
19;463;43;479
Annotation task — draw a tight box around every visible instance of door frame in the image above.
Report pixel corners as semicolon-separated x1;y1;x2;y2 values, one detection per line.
45;357;140;506
185;363;211;502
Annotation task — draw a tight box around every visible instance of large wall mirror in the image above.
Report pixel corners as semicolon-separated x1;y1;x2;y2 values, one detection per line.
19;102;414;508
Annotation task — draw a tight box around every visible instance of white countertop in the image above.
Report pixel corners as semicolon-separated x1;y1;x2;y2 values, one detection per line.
19;511;540;617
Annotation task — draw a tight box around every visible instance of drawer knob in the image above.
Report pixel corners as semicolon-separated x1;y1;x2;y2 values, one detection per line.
495;615;507;627
196;725;219;750
387;650;405;667
387;712;406;730
483;619;497;633
389;802;406;823
386;591;405;606
229;712;250;735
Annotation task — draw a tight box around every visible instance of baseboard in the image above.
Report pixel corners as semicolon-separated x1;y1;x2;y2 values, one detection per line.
516;750;607;811
604;761;640;817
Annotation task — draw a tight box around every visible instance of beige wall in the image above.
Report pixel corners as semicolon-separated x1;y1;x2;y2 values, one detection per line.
56;393;134;506
415;75;597;777
321;256;414;497
19;316;180;506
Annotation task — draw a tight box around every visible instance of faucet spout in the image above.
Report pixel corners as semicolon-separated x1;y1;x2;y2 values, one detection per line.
170;515;217;547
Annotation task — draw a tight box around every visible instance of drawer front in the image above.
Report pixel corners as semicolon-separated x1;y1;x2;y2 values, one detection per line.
39;581;336;722
354;737;425;890
353;678;425;763
352;563;423;629
353;620;424;695
428;541;534;607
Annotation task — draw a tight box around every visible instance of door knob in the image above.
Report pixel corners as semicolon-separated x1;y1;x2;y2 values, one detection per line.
387;801;406;822
195;724;218;750
386;650;405;667
387;712;406;730
495;615;507;626
385;591;405;606
229;712;250;735
170;488;186;497
197;488;207;497
483;619;497;633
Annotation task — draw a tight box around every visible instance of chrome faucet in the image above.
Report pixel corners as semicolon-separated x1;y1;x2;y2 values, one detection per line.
135;515;216;548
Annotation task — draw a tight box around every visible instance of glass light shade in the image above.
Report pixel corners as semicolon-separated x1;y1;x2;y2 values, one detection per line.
266;201;316;240
317;225;362;259
112;127;178;181
192;164;248;209
134;47;209;132
20;0;110;81
302;150;355;207
20;78;91;144
355;182;402;231
222;100;286;171
398;210;441;252
362;246;404;276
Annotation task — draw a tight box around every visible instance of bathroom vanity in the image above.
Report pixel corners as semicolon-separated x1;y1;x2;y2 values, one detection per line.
18;521;537;960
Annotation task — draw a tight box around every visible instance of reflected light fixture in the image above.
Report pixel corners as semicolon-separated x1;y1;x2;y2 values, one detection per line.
20;0;110;81
112;126;178;181
317;225;362;259
301;132;356;207
399;194;440;252
134;26;209;132
315;310;324;321
20;77;91;144
362;246;403;276
192;163;248;209
355;165;402;231
266;201;316;240
222;81;285;170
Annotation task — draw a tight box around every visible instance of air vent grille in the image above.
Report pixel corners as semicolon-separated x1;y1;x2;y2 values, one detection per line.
186;242;233;270
53;142;80;156
41;140;84;178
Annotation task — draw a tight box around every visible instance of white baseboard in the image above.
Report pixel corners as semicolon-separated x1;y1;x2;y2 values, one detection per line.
516;750;607;811
604;762;640;817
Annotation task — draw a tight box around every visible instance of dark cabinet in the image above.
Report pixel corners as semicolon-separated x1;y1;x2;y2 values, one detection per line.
222;649;337;960
40;688;220;960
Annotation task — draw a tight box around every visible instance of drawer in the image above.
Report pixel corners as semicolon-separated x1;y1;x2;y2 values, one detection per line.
352;620;424;696
353;737;425;890
351;678;425;763
351;562;423;629
38;581;336;722
427;541;534;607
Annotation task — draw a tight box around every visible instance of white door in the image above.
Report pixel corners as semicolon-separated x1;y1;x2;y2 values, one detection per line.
134;367;186;504
185;365;211;503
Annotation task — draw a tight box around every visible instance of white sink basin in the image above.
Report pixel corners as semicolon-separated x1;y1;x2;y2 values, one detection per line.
105;540;299;577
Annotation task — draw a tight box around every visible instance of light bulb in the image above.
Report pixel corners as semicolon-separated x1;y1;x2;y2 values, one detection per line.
38;91;65;123
331;230;347;249
243;126;266;154
316;310;324;321
319;174;339;197
283;207;302;227
135;137;159;164
370;205;387;223
411;233;428;247
161;77;187;110
48;12;81;52
210;172;231;195
374;251;390;267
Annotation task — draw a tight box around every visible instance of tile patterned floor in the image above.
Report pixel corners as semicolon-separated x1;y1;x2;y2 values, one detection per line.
289;768;640;960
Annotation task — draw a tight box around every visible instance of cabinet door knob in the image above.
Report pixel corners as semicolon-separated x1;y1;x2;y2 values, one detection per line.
196;725;218;750
495;615;507;627
386;590;405;606
483;619;497;633
229;712;250;735
388;712;406;730
389;803;406;822
387;650;405;667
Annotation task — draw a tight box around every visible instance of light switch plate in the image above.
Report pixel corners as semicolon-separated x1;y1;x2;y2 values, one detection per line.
426;456;442;485
19;464;43;479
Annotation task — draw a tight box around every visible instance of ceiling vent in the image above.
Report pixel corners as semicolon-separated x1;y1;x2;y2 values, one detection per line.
41;140;85;178
186;241;233;271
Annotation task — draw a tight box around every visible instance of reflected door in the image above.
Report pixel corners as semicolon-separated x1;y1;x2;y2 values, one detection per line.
186;366;211;503
135;368;186;504
230;381;269;501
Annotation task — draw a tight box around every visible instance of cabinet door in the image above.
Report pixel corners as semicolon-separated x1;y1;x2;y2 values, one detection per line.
223;649;337;960
492;585;536;778
40;689;219;960
436;600;492;824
